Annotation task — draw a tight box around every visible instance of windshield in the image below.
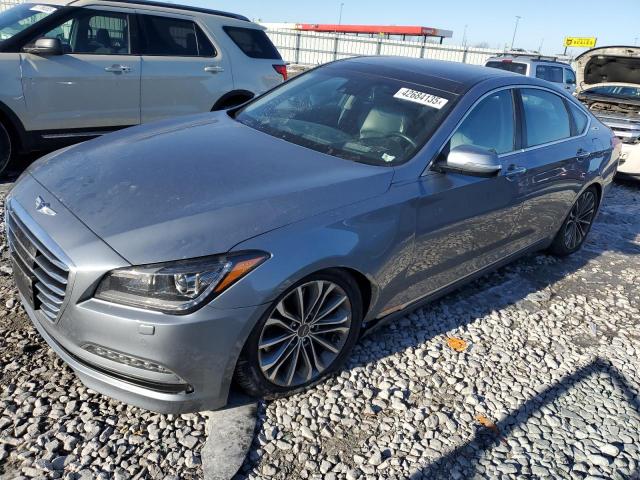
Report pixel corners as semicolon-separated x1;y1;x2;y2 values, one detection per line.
485;61;527;75
584;85;640;101
0;3;58;41
235;69;454;166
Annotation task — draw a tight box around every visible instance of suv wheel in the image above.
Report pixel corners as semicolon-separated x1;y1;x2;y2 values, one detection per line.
0;121;12;176
235;270;362;398
548;186;598;256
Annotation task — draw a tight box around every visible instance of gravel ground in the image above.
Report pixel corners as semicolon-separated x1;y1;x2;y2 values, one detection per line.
1;179;640;480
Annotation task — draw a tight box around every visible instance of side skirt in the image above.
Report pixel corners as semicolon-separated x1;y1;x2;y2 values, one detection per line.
362;237;551;336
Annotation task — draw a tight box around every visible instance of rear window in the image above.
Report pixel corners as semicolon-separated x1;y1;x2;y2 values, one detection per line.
223;26;281;59
139;15;216;57
535;65;564;83
569;103;589;135
485;61;527;75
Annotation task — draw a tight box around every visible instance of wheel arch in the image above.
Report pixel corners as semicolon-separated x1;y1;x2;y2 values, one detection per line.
211;90;255;111
0;100;28;153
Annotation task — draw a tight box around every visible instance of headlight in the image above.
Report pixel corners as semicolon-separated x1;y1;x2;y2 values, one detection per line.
94;251;269;314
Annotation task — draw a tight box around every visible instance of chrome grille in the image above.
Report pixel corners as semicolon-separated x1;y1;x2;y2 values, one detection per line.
6;203;70;322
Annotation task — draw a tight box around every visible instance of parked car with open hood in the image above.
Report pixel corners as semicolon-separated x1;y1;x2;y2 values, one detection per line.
575;46;640;179
0;0;286;175
6;57;618;413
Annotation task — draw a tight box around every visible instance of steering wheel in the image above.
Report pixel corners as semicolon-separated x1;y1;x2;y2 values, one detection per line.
387;132;418;149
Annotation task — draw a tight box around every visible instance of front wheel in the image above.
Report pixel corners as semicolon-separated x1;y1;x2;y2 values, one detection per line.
235;270;362;399
0;121;12;177
548;187;598;256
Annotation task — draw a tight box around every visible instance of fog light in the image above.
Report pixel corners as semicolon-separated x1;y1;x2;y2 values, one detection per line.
82;343;172;374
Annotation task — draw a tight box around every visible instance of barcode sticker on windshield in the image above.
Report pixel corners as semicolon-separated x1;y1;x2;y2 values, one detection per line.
394;88;448;109
30;5;57;13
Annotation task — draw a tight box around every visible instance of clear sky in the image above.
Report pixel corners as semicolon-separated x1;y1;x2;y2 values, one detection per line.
185;0;638;56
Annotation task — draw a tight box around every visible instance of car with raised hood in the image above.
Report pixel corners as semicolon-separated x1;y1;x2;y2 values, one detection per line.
0;0;286;175
575;46;640;179
6;57;618;413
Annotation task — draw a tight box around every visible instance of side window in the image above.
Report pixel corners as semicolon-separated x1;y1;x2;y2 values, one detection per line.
569;103;589;135
139;15;215;57
535;65;563;83
40;9;130;54
449;89;515;155
520;89;571;147
223;26;282;59
565;68;576;85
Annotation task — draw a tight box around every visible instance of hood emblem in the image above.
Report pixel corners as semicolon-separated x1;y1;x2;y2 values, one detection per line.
35;196;57;216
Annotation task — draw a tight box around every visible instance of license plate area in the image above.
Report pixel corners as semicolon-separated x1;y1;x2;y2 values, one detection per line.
11;256;36;310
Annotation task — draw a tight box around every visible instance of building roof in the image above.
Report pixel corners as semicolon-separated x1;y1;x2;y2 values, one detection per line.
295;24;453;38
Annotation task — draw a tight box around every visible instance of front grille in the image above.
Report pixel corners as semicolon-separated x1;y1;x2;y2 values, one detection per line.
6;204;70;322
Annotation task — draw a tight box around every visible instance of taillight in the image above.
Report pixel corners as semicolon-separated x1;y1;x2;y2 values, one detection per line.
273;64;288;81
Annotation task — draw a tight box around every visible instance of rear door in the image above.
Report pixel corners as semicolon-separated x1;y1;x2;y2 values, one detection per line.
506;87;590;251
137;11;232;123
20;7;140;131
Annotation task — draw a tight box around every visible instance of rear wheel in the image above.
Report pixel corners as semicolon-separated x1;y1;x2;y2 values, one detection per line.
548;186;598;256
0;121;12;177
235;270;362;399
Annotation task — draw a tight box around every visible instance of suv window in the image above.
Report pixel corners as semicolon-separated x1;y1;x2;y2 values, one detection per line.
535;65;563;83
521;88;571;147
485;61;527;75
449;89;515;155
139;15;216;57
223;26;281;59
565;68;576;85
40;9;130;54
569;103;588;135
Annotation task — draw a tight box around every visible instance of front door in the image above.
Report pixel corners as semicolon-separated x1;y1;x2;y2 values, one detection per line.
398;88;525;306
20;7;140;132
137;12;232;123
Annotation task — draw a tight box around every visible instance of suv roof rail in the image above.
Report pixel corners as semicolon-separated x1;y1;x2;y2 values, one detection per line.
496;52;562;63
77;0;250;21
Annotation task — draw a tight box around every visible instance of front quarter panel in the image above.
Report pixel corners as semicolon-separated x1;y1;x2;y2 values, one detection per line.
212;182;420;322
0;54;28;134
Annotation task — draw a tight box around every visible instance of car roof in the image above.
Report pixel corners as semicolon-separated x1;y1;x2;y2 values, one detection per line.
486;55;571;67
42;0;250;21
330;56;523;95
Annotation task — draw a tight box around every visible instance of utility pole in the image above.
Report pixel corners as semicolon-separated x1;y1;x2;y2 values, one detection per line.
462;24;468;47
338;2;344;25
510;15;521;50
538;38;544;54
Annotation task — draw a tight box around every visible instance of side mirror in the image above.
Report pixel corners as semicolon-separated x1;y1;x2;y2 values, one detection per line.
441;145;502;177
23;37;63;56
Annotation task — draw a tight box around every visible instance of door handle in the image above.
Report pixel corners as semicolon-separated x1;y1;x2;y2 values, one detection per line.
204;65;224;74
576;148;591;160
505;165;527;178
104;64;131;73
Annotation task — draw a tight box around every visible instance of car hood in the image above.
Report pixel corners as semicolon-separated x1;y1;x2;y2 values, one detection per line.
29;113;394;265
575;46;640;94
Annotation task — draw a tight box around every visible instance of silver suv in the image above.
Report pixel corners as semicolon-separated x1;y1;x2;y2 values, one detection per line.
485;53;576;94
0;0;286;174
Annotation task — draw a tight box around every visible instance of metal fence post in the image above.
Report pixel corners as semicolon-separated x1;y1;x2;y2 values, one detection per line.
462;47;468;64
333;36;339;60
294;32;301;64
376;38;382;56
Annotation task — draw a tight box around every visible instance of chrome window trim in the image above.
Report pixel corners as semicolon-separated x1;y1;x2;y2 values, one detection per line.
424;84;592;175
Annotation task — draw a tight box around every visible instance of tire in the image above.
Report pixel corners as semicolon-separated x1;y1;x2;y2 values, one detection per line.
235;270;363;399
548;186;598;256
0;121;12;177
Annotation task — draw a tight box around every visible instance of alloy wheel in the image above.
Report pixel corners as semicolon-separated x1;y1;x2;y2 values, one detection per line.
258;280;353;387
564;190;596;250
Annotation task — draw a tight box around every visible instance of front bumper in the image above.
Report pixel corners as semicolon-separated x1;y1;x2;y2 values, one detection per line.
7;176;268;413
617;143;640;178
